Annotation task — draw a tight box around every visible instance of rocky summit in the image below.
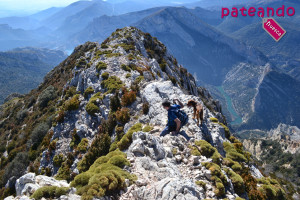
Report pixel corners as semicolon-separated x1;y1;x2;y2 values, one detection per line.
0;27;290;200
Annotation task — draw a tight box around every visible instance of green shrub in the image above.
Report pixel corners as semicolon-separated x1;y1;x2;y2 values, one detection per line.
96;62;107;71
108;155;130;168
101;76;124;93
65;94;80;111
115;108;130;124
224;168;245;195
126;73;131;78
84;87;94;99
38;85;57;108
65;86;77;99
194;140;222;164
118;43;135;52
55;162;71;181
121;64;131;72
53;154;65;167
195;140;215;157
3;152;29;187
121;91;136;107
223;158;242;172
101;72;109;80
202;162;227;197
78;138;89;153
106;52;122;58
257;177;286;200
86;99;100;116
117;123;142;150
142;125;153;132
31;122;50;149
31;186;69;200
77;133;111;173
134;76;144;85
195;181;206;190
223;142;247;162
70;129;81;149
55;153;74;181
215;181;225;197
109;142;118;152
71;150;136;200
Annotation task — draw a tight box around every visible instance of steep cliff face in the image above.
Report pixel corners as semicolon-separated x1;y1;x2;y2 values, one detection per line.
0;27;289;200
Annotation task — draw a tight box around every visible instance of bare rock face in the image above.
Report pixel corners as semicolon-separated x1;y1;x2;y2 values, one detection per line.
14;173;69;197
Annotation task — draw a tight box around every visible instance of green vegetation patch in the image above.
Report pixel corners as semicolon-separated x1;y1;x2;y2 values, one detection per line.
96;62;107;71
202;162;227;197
193;140;222;164
71;149;135;200
117;123;142;151
65;94;80;111
84;87;94;99
223;142;247;163
86;92;103;116
78;138;89;153
101;76;124;94
77;133;111;173
224;168;245;195
257;177;287;200
142;125;153;132
31;186;69;200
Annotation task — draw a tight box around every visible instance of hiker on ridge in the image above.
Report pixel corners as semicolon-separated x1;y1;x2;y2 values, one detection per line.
160;99;190;140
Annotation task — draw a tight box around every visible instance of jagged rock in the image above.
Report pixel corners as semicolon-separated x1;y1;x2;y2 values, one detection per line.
175;155;182;162
58;194;81;200
35;175;69;187
15;173;70;197
191;156;200;165
204;170;212;180
132;178;204;200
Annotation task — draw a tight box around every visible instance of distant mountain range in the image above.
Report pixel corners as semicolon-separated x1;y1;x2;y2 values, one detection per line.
0;47;67;104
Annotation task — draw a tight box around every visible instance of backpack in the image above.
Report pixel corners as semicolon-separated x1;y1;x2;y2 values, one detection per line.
175;109;189;127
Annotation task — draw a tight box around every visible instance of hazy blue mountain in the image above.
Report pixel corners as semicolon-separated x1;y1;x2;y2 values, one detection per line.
30;7;63;21
0;7;61;31
0;24;40;51
55;1;115;37
0;16;40;30
70;7;166;48
41;0;95;30
134;7;267;85
0;47;67;104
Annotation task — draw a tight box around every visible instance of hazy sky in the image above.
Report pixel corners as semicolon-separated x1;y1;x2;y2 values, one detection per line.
0;0;80;11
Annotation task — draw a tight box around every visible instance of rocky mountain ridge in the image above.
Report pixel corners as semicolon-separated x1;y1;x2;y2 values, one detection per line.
0;27;290;200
